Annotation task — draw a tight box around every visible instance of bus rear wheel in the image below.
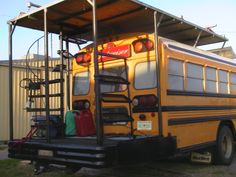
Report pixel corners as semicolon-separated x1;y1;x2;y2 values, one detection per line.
214;125;234;165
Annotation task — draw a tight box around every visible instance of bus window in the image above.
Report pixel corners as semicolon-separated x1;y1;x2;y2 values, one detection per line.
219;70;228;94
186;63;203;92
168;59;184;91
73;71;90;95
100;66;127;93
206;67;217;93
134;61;157;89
230;72;236;94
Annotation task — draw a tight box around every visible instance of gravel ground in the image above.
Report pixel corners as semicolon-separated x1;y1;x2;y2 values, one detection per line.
75;155;236;177
1;146;236;177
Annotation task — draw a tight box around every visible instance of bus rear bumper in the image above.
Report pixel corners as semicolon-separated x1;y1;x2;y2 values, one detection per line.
8;136;176;168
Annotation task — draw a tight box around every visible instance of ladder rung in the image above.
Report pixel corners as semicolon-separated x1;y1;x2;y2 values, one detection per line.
101;93;130;103
29;93;62;98
98;75;129;85
52;64;66;72
45;79;63;84
103;117;133;124
28;79;64;90
26;108;62;112
98;52;126;60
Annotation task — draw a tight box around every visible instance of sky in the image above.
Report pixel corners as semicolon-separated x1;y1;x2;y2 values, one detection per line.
0;0;235;60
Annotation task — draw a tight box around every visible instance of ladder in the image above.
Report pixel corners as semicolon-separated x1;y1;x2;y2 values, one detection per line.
97;52;134;136
25;63;65;139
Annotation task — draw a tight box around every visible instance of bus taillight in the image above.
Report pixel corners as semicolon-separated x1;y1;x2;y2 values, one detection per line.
132;95;157;107
132;38;154;53
73;100;90;110
75;52;91;64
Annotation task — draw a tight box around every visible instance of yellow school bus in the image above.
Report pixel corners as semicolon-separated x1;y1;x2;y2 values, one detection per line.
8;0;234;172
72;33;235;165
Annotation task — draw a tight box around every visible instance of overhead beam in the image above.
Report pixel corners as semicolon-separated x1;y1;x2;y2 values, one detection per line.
55;0;118;23
68;7;144;36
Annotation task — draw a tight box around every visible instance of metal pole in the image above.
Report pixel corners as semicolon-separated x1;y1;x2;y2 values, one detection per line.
8;23;13;141
66;40;70;110
92;0;103;145
59;30;64;136
193;31;202;47
154;12;163;136
44;8;50;143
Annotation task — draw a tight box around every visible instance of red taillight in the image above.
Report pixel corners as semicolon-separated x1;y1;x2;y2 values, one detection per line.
132;39;154;53
134;41;144;53
75;52;91;64
132;95;157;107
72;100;90;110
144;40;154;50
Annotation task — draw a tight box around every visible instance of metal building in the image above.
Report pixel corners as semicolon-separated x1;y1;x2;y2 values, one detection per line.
0;58;71;142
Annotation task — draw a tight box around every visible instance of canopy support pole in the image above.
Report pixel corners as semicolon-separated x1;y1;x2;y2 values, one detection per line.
221;41;226;49
194;30;202;47
92;0;103;145
60;29;65;137
44;8;50;143
154;12;164;136
8;22;16;141
66;40;70;110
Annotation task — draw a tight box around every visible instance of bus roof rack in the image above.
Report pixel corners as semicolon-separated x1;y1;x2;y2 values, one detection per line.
9;0;227;46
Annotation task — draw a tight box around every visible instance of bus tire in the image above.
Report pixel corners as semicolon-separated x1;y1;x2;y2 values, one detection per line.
214;125;234;165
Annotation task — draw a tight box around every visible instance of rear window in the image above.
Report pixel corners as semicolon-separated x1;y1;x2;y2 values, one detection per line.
134;61;157;89
100;66;127;93
73;71;90;95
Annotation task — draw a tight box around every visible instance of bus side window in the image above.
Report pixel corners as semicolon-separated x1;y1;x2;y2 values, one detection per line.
219;70;228;94
230;72;236;94
134;61;157;89
186;63;203;92
168;59;184;91
206;67;217;93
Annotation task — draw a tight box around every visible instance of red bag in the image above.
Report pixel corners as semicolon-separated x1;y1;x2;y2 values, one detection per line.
74;110;96;136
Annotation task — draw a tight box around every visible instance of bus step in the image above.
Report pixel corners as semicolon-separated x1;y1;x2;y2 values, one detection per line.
26;108;62;112
101;93;131;103
103;117;133;124
98;75;129;85
29;93;63;98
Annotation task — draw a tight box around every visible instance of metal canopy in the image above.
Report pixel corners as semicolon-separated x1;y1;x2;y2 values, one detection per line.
9;0;227;46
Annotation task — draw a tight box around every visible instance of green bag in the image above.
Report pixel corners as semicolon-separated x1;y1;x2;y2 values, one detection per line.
65;110;79;136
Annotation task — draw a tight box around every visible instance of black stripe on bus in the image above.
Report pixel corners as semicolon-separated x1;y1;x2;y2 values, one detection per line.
162;105;236;112
133;105;236;113
179;141;216;153
168;114;236;126
167;90;236;98
168;44;236;66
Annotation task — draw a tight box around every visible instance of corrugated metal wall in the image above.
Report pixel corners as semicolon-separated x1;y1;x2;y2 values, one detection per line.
0;59;72;141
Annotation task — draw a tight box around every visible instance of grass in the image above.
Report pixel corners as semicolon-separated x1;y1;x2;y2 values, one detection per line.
0;146;7;151
0;159;83;177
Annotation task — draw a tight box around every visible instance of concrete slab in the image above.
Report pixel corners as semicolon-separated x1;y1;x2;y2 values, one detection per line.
0;150;8;160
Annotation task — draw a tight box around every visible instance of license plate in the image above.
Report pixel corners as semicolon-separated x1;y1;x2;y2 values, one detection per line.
137;121;152;130
38;150;53;157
